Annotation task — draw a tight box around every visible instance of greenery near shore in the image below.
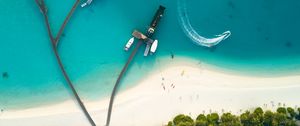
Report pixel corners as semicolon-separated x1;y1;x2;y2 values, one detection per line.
167;107;300;126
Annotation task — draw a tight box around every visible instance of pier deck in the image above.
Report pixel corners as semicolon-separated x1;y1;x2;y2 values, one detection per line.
105;5;166;126
132;30;147;40
106;41;143;126
34;1;96;126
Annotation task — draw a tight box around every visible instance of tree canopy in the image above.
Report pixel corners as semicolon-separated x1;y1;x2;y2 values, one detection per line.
167;107;300;126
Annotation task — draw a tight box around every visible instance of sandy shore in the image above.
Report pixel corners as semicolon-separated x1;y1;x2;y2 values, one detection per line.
1;57;300;126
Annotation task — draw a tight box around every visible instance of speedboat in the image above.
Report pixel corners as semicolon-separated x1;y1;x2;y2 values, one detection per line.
150;40;158;54
124;37;134;51
81;0;93;8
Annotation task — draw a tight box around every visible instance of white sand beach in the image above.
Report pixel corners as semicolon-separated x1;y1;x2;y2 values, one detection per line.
1;57;300;126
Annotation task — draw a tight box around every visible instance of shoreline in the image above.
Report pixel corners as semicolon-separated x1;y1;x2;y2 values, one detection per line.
1;57;300;126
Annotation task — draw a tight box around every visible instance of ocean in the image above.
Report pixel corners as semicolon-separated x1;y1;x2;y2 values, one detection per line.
0;0;300;109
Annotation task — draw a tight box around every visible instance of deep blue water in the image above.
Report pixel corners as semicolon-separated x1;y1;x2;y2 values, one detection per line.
0;0;300;109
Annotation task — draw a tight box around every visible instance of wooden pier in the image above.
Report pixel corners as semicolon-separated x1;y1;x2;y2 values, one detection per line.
105;41;143;126
105;5;166;126
34;1;96;126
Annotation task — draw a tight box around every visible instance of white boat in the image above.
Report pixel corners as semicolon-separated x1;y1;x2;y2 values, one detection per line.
144;44;151;56
150;40;158;54
81;3;87;7
124;37;134;51
81;0;93;8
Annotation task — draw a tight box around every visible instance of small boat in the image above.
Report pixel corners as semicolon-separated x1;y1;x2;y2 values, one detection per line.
144;44;151;56
150;40;158;54
124;37;134;51
81;3;87;7
81;0;93;8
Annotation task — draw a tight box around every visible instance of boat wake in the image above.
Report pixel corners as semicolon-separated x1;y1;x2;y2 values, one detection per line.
177;0;231;47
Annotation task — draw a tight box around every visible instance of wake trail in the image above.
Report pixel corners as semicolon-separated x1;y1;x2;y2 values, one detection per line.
177;0;231;47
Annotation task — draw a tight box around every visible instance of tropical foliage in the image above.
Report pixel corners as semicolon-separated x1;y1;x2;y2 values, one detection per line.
167;107;300;126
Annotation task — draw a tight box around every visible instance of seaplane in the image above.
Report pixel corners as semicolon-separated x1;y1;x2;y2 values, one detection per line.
124;5;165;56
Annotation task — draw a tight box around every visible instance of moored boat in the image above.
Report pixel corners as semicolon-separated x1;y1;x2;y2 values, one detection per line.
124;37;135;51
150;40;158;54
81;0;93;7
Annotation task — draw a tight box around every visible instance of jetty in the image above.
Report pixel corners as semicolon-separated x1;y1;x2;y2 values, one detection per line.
105;5;166;126
34;0;96;126
54;0;80;46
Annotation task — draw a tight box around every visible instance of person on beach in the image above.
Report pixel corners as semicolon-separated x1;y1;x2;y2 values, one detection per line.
162;83;165;90
170;83;175;89
181;70;185;76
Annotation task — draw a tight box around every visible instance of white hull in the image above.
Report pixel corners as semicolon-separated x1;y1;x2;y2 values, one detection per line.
144;44;151;56
150;40;158;53
124;37;135;51
81;0;93;8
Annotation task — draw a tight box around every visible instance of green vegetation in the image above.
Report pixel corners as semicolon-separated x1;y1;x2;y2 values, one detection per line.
167;107;300;126
173;114;195;126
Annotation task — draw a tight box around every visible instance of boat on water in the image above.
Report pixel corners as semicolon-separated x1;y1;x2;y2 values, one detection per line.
124;5;165;56
150;40;158;54
124;37;135;51
81;0;93;8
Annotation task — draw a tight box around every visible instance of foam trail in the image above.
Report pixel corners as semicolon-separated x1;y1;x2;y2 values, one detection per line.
177;0;231;47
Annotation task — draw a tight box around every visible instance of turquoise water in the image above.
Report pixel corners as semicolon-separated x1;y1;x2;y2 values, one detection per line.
1;0;300;109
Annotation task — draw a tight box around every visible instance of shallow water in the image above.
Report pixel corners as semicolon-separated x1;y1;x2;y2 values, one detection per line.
0;0;300;109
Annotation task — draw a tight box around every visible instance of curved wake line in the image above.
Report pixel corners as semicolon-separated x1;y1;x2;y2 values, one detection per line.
177;0;231;47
